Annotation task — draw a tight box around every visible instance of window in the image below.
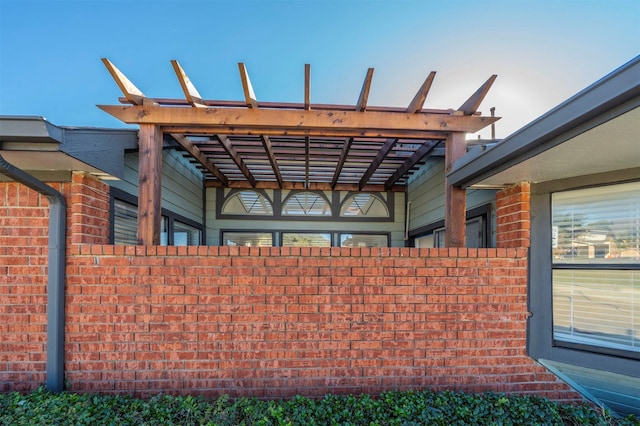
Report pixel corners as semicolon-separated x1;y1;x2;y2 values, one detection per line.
340;233;389;248
419;215;487;248
222;231;273;247
340;193;389;217
552;181;640;354
282;192;331;216
221;190;273;215
174;221;202;246
282;232;332;247
111;189;204;246
113;199;138;245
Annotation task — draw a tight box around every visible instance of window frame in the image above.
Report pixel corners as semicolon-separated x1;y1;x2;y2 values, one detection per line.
216;188;395;222
550;181;640;357
528;171;640;377
407;204;492;248
110;187;204;245
339;232;390;248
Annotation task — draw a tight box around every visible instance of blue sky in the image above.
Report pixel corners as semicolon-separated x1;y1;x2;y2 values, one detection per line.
0;0;638;138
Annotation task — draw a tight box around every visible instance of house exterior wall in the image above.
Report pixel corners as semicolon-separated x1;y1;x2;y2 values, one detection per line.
108;150;204;225
407;159;497;244
0;171;583;403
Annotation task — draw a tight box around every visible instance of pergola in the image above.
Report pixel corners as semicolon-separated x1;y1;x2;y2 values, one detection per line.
99;58;498;247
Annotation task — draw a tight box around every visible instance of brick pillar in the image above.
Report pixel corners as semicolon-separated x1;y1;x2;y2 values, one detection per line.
69;172;110;245
496;182;530;248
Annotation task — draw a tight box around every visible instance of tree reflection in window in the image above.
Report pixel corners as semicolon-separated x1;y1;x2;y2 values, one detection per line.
340;193;389;217
222;190;273;215
282;192;331;216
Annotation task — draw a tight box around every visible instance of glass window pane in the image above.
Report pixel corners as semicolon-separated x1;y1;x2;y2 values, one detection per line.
174;221;201;246
222;190;273;215
415;234;434;248
466;217;484;248
552;181;640;264
160;217;168;246
553;269;639;352
223;232;272;247
113;199;137;245
340;233;388;248
282;192;331;216
340;193;389;217
282;233;331;247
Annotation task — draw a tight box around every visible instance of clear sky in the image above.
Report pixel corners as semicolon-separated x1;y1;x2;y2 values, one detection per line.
0;0;638;138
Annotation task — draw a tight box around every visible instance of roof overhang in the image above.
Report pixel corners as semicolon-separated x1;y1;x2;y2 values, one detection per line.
448;56;640;188
0;116;138;180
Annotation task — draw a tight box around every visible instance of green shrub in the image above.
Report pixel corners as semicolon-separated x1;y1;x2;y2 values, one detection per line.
1;386;637;425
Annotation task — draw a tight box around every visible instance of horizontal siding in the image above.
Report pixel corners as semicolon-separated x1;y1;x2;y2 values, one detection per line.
108;150;203;224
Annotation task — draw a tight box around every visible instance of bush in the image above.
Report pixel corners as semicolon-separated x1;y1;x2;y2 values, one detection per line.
1;387;637;425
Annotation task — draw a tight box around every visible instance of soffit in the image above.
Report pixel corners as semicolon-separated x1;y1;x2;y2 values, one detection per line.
472;107;640;186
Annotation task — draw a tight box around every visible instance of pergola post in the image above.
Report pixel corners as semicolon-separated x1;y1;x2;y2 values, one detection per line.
137;124;163;245
444;131;467;247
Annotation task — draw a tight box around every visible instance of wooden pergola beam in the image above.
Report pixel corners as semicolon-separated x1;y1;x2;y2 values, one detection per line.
304;64;311;111
458;75;497;115
356;73;438;189
138;124;163;245
384;139;440;189
170;133;229;186
331;68;375;188
260;135;284;188
406;71;436;113
171;60;207;107
236;63;282;187
358;138;397;190
101;58;146;105
444;131;467;247
216;135;257;187
205;180;406;192
98;105;498;137
238;63;258;109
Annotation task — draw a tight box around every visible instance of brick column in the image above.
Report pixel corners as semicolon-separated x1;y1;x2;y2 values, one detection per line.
69;172;110;245
496;182;530;248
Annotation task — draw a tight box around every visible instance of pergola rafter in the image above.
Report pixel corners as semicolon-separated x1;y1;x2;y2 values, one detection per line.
98;58;499;246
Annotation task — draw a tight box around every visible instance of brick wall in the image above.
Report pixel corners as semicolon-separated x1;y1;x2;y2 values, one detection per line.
0;172;109;391
496;182;530;249
1;174;581;402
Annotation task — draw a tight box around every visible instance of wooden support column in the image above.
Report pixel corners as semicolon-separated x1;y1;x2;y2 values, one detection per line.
137;124;163;245
444;131;467;247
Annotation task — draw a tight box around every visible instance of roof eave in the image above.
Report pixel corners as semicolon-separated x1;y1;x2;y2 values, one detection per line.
448;55;640;188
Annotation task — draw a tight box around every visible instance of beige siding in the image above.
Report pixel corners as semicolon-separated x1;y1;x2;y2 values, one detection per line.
108;150;203;223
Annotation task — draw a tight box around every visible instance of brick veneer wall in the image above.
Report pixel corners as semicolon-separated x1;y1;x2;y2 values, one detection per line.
0;172;109;391
1;174;581;402
496;182;531;249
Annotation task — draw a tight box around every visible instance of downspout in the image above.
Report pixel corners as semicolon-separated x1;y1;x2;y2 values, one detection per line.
0;154;66;392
